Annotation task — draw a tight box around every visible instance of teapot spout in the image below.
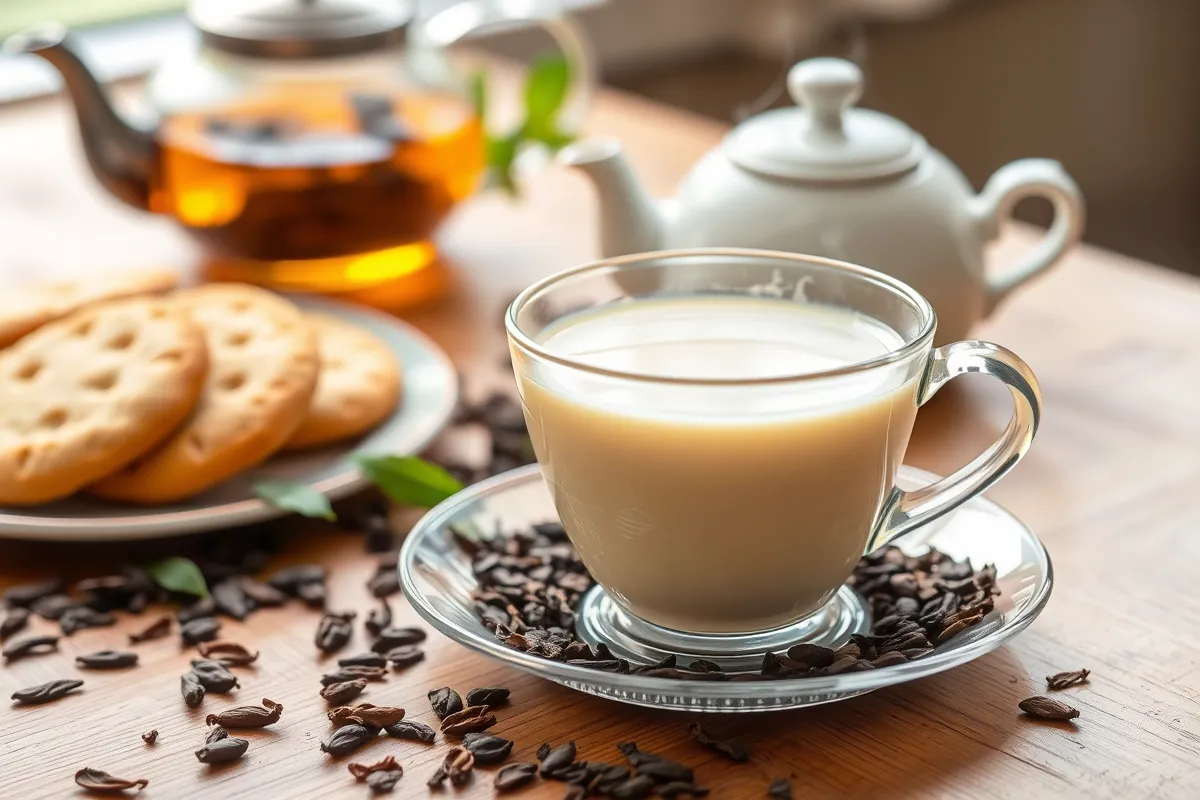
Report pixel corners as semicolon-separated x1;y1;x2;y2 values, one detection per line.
5;23;154;210
559;137;663;257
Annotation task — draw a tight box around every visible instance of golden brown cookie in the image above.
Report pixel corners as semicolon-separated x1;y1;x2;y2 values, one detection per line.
90;284;319;504
0;269;180;349
0;297;208;505
284;314;403;450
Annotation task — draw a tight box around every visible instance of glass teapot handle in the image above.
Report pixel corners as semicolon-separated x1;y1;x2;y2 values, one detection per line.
409;0;593;133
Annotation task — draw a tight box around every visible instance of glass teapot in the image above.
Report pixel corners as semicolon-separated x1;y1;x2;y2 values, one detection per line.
7;0;590;305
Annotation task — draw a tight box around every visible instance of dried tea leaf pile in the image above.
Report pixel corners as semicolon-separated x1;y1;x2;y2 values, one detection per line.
457;519;1002;679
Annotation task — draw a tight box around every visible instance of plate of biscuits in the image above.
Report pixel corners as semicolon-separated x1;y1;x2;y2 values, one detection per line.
0;271;457;540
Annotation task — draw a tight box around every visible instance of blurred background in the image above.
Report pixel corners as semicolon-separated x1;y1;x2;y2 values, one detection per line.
2;0;1198;273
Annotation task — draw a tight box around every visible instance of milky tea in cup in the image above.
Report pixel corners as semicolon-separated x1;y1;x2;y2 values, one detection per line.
507;250;1040;636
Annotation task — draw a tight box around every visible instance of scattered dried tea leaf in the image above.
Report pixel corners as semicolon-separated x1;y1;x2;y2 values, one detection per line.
365;600;392;636
2;634;59;662
334;703;405;727
321;666;387;685
177;598;216;624
339;652;387;668
688;721;751;762
463;731;514;765
210;581;251;620
385;719;435;743
315;611;356;654
349;754;405;793
75;650;138;670
635;758;694;783
1046;668;1090;690
367;569;400;599
127;615;171;644
465;686;510;708
2;578;64;608
141;729;158;745
495;762;538;792
1019;695;1080;721
181;672;205;708
321;723;377;757
231;576;287;608
440;704;497;737
195;737;248;764
348;754;401;781
540;741;577;776
11;678;82;705
60;607;115;636
74;767;148;794
371;626;426;652
297;581;327;608
428;686;464;720
180;617;221;645
322;679;368;705
267;564;326;595
383;645;424;669
428;746;475;788
366;768;403;794
0;607;30;640
31;594;76;620
196;640;259;667
609;775;657;799
205;698;283;728
190;659;240;693
767;778;793;799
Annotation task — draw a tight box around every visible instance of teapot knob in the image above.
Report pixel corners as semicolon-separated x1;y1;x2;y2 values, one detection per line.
787;58;863;138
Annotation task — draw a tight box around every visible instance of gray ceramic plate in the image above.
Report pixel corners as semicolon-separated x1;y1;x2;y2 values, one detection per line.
401;464;1054;712
0;296;457;541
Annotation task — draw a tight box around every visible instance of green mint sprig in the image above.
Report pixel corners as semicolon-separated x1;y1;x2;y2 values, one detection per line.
472;53;576;196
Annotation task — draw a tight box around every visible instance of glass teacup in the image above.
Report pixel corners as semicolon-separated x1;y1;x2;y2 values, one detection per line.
506;249;1039;656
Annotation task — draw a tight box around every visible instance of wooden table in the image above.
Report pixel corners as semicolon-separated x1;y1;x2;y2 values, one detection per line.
1;68;1198;800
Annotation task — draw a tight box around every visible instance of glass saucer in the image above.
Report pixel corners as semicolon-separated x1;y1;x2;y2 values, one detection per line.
400;464;1053;712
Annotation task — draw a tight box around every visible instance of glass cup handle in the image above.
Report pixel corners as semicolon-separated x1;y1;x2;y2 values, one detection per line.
866;340;1042;551
412;0;593;132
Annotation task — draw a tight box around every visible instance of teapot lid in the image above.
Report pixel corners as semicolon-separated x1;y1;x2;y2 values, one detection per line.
724;58;927;183
190;0;412;58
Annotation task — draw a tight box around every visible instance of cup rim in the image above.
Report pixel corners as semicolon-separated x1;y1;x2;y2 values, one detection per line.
505;247;938;386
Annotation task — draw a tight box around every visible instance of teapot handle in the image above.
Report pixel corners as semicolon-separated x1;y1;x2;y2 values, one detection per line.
410;0;592;133
969;159;1085;314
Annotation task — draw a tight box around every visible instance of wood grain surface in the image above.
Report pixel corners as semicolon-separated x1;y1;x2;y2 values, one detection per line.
1;63;1198;800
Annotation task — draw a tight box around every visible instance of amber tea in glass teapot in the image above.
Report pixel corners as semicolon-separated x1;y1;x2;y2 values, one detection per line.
8;0;589;307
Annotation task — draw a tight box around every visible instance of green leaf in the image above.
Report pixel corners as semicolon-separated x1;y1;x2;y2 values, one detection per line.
520;121;575;151
477;53;576;199
524;54;571;127
253;479;336;521
485;132;521;196
355;455;465;508
145;557;209;598
487;131;520;167
468;68;487;121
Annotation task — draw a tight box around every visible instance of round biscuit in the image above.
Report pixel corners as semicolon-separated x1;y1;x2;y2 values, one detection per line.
89;284;319;504
284;314;402;450
0;297;208;505
0;269;179;349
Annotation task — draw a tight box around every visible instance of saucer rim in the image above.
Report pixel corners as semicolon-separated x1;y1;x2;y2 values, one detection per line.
400;463;1054;699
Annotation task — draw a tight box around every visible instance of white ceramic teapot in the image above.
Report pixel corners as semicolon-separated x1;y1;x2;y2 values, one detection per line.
559;57;1085;343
